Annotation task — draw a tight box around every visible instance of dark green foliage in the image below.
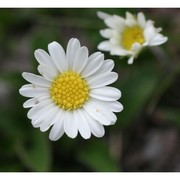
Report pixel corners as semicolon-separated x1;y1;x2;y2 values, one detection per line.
0;8;179;172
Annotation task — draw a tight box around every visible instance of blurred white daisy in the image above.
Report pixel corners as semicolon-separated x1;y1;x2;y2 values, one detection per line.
97;11;168;64
19;38;123;141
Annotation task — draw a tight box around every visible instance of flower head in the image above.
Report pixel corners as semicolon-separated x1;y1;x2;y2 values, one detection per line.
97;11;168;64
19;38;123;141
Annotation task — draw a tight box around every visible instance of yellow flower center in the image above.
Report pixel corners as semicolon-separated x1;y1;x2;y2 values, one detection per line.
50;71;89;110
121;25;144;50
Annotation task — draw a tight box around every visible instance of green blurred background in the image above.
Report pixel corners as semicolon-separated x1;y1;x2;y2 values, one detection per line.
0;8;179;172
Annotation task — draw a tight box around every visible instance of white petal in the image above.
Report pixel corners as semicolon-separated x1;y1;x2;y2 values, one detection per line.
148;34;168;46
87;72;118;89
19;84;49;97
104;17;116;29
81;53;104;78
110;47;131;56
37;65;44;76
90;86;121;101
100;29;114;38
105;15;125;30
74;109;91;139
99;59;114;73
30;104;57;127
126;12;134;20
103;101;124;113
49;110;65;141
86;59;115;82
84;112;105;138
130;43;143;61
40;106;59;132
125;19;137;27
34;49;50;66
48;41;68;73
73;46;88;73
32;119;43;128
87;99;120;125
23;96;49;108
137;12;146;28
63;111;78;139
34;49;58;73
113;15;126;32
131;43;143;53
22;72;51;87
144;25;157;42
146;20;154;27
31;105;56;128
97;11;111;20
98;41;112;51
125;12;137;27
83;99;116;126
27;99;53;119
37;65;57;81
23;98;39;108
66;38;81;69
109;35;120;44
156;27;162;33
127;56;135;64
86;51;101;60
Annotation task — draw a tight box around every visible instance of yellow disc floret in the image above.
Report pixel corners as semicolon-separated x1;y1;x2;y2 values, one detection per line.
121;25;144;50
50;71;89;110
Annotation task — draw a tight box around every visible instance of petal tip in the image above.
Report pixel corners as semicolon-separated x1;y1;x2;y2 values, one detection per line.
19;88;23;95
48;41;59;48
127;56;134;64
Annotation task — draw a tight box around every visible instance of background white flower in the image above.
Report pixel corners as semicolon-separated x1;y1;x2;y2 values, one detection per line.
97;11;168;64
19;38;123;141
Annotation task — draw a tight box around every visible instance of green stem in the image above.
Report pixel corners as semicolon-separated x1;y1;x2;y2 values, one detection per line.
147;47;180;114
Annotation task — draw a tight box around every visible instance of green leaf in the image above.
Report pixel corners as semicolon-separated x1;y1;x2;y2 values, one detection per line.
15;129;52;172
77;140;119;172
0;163;24;172
117;64;160;126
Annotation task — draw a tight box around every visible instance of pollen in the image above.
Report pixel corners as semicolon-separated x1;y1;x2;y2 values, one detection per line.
121;25;144;50
50;71;89;110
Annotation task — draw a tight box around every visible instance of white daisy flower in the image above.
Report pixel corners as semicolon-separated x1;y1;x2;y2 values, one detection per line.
97;11;168;64
19;38;123;141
